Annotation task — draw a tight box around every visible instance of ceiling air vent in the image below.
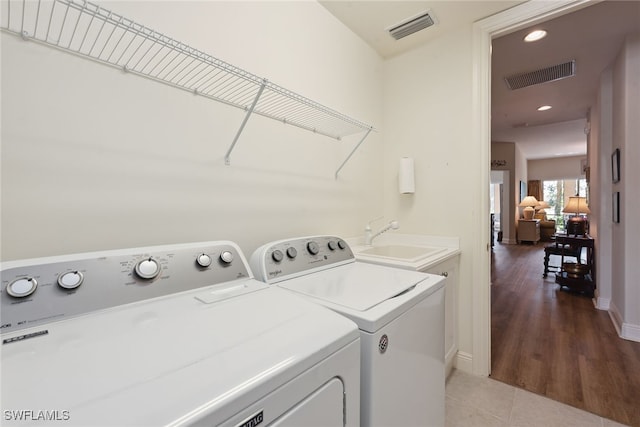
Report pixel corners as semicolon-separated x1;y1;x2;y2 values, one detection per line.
505;60;576;90
387;11;437;40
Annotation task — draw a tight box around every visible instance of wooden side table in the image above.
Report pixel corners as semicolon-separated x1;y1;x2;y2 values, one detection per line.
543;241;581;277
554;234;595;296
518;219;540;244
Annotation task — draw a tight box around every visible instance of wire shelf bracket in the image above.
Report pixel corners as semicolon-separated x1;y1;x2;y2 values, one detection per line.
224;79;266;166
1;0;376;177
335;127;373;179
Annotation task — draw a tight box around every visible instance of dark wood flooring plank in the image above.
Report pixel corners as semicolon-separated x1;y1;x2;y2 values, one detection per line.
489;240;640;426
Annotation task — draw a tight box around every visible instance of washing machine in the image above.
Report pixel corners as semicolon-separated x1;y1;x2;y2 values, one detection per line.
1;241;360;426
250;235;446;427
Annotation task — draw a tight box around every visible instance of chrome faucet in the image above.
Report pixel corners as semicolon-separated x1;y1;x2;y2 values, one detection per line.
365;219;399;245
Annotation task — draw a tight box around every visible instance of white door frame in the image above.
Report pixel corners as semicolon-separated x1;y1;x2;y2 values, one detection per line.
471;0;595;376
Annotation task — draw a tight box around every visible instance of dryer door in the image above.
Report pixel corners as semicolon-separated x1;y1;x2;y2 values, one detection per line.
271;377;344;426
222;377;345;427
209;338;360;427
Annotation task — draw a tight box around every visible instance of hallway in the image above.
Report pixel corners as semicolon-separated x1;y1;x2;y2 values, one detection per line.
490;241;640;426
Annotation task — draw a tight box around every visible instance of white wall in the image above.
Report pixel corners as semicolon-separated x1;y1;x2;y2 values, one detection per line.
382;26;479;371
514;143;528;238
0;0;498;375
0;1;384;261
491;142;516;243
592;66;613;310
609;33;640;340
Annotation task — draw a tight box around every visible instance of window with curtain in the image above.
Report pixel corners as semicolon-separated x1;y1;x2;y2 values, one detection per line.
527;180;542;201
543;179;587;231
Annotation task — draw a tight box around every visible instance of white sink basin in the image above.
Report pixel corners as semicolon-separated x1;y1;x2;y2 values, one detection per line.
357;245;447;262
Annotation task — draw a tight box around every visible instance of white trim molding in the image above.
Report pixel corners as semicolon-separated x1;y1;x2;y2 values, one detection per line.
454;351;473;374
594;296;610;310
609;302;640;343
621;324;640;343
472;0;595;377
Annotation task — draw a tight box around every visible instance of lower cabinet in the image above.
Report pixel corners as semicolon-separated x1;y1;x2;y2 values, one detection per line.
424;256;459;378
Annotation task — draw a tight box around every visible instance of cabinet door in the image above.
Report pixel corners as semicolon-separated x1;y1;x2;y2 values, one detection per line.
425;257;459;377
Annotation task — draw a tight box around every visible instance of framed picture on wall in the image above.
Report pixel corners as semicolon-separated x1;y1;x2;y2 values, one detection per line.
612;148;620;183
613;192;620;223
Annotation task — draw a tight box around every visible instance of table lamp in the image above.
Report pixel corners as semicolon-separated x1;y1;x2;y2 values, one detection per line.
563;196;590;235
519;196;539;220
535;200;550;219
536;200;550;212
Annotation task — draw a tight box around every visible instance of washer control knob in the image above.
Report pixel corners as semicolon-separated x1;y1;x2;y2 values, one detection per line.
135;258;161;280
328;241;338;251
337;240;347;250
196;253;212;268
220;251;234;264
272;250;284;262
6;277;38;298
58;271;84;289
307;241;319;255
286;247;297;259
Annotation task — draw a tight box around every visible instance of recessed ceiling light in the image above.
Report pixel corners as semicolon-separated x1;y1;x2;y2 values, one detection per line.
524;30;547;42
537;105;552;111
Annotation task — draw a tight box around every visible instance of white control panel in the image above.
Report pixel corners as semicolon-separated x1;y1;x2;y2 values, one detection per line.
250;236;355;283
0;241;250;334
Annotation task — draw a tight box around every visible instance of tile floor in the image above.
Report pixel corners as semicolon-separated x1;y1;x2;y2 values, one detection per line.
446;369;629;427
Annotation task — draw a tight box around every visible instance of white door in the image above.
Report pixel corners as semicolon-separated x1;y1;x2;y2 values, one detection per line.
271;378;344;426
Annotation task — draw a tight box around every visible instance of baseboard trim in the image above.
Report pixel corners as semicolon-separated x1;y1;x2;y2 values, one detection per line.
621;323;640;342
608;303;640;342
594;296;610;310
454;351;473;374
609;302;623;336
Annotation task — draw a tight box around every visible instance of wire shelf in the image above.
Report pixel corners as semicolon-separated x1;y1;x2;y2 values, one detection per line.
1;0;375;174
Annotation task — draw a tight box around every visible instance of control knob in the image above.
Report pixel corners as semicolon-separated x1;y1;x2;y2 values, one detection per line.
220;251;234;264
6;277;38;298
272;250;284;262
286;247;297;259
58;271;84;290
196;253;212;268
337;240;347;250
307;241;319;255
135;257;161;280
328;241;338;251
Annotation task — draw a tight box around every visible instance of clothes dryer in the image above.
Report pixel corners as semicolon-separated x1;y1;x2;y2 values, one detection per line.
1;241;360;426
251;236;446;427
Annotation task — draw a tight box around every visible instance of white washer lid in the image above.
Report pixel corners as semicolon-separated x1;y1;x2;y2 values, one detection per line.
276;262;445;332
278;262;429;311
0;281;359;426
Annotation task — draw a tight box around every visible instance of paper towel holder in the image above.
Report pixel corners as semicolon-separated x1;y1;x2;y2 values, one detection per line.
399;157;415;194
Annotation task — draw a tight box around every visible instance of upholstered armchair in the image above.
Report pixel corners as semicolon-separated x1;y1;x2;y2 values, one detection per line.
534;212;556;241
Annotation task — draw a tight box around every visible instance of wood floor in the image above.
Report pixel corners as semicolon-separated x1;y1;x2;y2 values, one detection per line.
490;240;640;426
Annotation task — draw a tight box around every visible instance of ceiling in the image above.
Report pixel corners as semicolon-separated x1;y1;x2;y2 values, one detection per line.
319;0;640;160
319;1;524;59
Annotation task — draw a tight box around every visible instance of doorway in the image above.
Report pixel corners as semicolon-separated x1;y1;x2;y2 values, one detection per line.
471;0;592;375
490;170;509;245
